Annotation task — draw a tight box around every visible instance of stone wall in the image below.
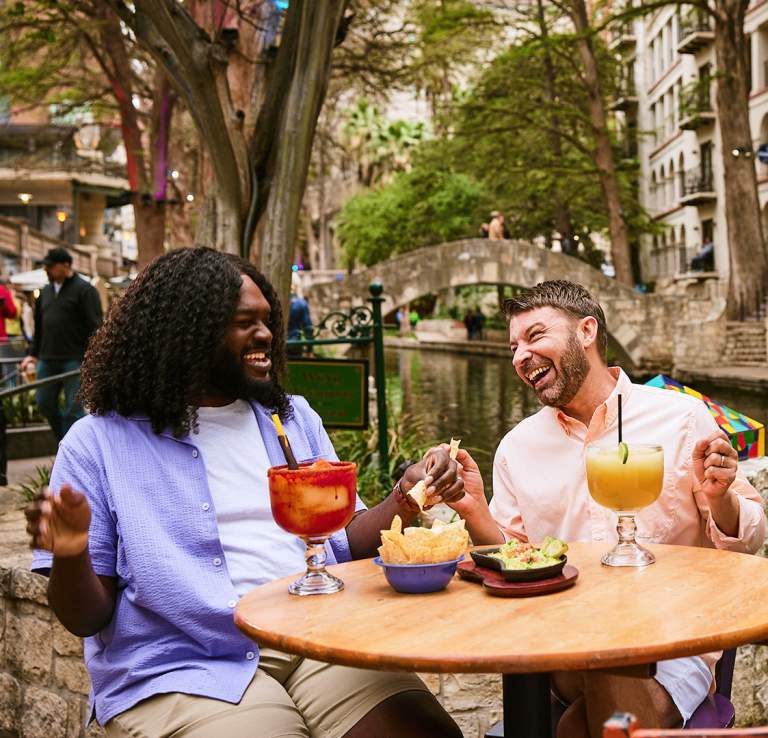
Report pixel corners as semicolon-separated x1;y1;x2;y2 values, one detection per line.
732;458;768;727
1;459;767;738
0;567;104;738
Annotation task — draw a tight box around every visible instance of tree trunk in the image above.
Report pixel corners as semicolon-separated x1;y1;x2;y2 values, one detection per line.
713;0;768;319
133;194;167;267
537;0;574;250
258;0;347;310
568;0;634;286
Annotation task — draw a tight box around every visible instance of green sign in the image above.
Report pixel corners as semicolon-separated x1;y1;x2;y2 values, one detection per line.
286;358;369;429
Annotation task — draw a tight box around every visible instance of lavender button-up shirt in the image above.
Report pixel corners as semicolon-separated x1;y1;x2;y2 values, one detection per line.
32;397;365;725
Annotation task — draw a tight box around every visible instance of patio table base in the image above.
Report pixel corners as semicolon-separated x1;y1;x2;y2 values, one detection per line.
502;673;551;738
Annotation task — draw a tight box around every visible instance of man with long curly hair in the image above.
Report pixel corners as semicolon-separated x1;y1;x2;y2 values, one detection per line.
25;247;464;738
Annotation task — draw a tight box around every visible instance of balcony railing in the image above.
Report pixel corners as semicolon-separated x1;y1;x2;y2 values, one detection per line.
680;167;716;205
609;23;637;52
678;242;715;275
677;12;714;54
0;149;126;179
678;78;715;130
611;75;638;112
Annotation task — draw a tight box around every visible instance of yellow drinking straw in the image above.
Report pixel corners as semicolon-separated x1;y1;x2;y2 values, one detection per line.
271;414;299;469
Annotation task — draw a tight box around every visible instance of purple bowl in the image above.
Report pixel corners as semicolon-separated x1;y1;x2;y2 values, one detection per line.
373;555;464;593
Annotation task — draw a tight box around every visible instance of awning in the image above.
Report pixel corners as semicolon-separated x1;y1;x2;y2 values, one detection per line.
10;269;48;290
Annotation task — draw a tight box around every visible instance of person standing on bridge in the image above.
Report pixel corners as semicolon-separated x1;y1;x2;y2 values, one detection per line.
20;247;102;441
440;280;766;738
487;211;506;240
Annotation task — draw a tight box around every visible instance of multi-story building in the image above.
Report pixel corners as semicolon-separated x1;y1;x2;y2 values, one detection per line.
613;2;768;298
0;104;135;277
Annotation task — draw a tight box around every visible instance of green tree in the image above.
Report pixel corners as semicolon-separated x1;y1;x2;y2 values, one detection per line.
341;100;428;186
427;16;649;256
337;165;482;267
0;1;176;266
407;0;499;130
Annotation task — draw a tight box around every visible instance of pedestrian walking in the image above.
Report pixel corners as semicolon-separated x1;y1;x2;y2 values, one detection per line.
287;293;313;358
20;248;102;441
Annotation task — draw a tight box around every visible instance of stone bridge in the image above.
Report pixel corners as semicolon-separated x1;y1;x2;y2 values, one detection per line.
305;239;722;373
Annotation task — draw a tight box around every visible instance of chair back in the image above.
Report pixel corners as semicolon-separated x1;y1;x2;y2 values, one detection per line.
603;711;768;737
715;648;736;700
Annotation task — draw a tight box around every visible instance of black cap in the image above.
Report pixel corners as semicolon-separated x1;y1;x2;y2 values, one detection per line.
39;248;73;266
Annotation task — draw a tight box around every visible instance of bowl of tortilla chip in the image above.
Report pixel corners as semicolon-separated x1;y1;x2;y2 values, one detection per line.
375;515;469;593
373;555;465;593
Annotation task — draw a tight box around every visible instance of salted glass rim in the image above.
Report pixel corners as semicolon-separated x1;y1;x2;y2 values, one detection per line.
267;460;357;476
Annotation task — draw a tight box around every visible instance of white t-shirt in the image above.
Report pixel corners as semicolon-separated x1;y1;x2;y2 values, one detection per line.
194;400;307;596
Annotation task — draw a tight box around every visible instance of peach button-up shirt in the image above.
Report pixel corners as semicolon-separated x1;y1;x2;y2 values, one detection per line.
490;368;766;553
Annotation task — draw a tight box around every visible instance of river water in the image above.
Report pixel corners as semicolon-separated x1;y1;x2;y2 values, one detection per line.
384;347;768;490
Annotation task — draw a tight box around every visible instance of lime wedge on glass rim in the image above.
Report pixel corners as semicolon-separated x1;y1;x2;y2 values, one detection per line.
618;441;629;464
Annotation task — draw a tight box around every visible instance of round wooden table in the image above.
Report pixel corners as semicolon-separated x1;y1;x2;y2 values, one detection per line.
235;542;768;738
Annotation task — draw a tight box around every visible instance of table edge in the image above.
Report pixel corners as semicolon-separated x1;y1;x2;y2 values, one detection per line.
233;611;768;674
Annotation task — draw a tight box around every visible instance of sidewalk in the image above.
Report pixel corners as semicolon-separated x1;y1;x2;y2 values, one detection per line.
0;455;54;569
676;365;768;393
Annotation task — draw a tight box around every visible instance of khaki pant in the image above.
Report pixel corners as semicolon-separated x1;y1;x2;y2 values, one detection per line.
105;648;428;738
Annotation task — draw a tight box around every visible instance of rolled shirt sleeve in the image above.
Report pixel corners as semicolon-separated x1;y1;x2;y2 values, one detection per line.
689;403;767;554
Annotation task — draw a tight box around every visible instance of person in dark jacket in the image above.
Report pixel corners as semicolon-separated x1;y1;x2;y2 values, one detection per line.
20;248;102;440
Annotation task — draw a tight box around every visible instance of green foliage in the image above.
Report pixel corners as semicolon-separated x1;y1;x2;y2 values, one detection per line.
341;100;429;186
1;392;45;427
407;0;499;125
335;3;654;270
438;31;650;245
329;405;435;508
13;465;51;502
337;164;482;267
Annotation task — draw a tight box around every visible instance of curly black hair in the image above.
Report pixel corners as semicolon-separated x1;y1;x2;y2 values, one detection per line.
80;246;292;436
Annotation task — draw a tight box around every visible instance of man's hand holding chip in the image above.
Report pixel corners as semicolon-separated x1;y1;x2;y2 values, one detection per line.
438;446;486;517
399;447;464;511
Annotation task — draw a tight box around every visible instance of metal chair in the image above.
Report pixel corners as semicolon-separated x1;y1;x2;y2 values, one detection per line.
603;711;768;737
485;650;737;738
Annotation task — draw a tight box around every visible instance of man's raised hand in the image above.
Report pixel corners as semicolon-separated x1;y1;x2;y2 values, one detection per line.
692;431;738;499
25;484;91;557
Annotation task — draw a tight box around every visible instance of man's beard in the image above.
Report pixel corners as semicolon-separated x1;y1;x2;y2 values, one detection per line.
207;346;276;405
536;334;589;408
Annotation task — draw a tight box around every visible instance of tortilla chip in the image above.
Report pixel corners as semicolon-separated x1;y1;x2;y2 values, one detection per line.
407;480;428;510
449;438;461;460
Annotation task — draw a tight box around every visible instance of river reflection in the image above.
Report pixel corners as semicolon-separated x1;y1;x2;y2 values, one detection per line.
385;347;768;492
384;348;540;491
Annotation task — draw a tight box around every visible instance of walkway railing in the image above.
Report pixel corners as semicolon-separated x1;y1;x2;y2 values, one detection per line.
0;367;79;485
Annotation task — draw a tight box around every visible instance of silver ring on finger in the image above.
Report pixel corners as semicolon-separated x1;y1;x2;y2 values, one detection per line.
720;454;726;467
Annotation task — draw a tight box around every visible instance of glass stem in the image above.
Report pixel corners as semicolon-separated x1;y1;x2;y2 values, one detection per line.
616;514;637;545
305;537;328;574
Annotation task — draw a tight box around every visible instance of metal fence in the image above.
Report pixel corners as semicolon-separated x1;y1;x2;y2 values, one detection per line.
0;149;125;179
678;11;712;38
0;367;80;484
681;167;714;196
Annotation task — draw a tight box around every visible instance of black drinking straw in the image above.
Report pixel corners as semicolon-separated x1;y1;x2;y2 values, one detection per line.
617;394;623;443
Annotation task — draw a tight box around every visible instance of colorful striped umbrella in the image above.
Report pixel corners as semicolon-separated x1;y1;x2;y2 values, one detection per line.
645;374;765;460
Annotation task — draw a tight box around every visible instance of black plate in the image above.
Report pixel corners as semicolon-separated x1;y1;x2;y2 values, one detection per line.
469;546;567;582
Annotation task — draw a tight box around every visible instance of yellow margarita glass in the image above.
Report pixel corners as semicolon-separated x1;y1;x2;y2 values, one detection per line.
586;443;664;566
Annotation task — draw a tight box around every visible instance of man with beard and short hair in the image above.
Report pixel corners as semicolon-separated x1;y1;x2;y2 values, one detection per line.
24;247;464;738
440;280;766;738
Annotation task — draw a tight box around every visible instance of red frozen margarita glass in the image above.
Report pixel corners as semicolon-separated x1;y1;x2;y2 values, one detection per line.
268;460;357;595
